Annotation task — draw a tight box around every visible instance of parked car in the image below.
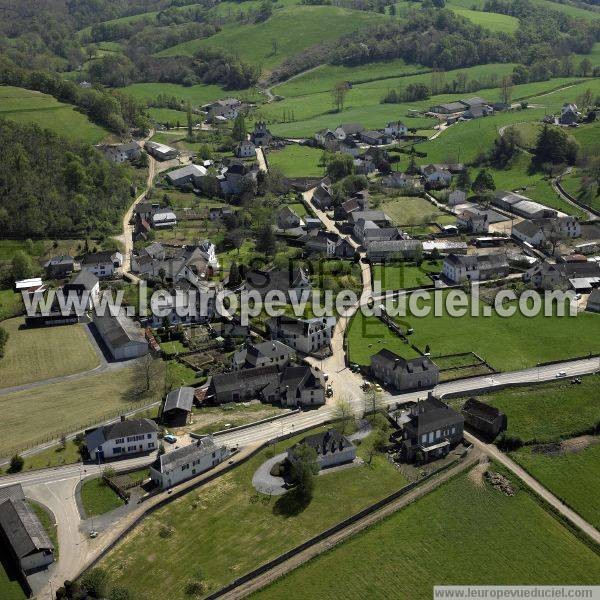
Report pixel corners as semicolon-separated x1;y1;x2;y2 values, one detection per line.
556;371;567;378
164;434;177;443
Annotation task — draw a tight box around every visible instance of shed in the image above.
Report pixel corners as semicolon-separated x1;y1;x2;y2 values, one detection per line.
163;386;195;426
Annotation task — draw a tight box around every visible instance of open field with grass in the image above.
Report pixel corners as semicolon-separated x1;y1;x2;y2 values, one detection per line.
99;427;408;599
571;119;600;156
560;169;600;212
511;442;600;530
449;6;519;32
81;477;124;517
0;291;22;322
372;261;442;291
347;312;422;365
0;86;109;143
0;362;164;458
157;6;387;72
190;403;289;435
254;469;600;600
0;555;27;600
266;144;324;177
448;0;600;20
384;292;600;372
376;194;455;226
0;318;100;388
452;375;600;444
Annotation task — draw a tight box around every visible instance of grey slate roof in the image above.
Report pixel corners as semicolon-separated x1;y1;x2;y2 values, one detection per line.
0;497;54;558
153;436;221;474
462;398;504;423
407;395;463;434
372;348;436;374
294;428;354;457
85;418;158;451
210;365;280;394
164;387;195;414
94;310;147;348
67;270;98;290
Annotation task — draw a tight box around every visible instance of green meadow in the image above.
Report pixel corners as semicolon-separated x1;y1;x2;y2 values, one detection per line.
0;85;109;143
266;144;324;177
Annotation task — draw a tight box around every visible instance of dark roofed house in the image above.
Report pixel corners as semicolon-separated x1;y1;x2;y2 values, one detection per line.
400;393;464;462
44;255;75;279
371;349;439;391
162;386;195;426
209;365;281;404
461;398;507;440
85;417;158;461
288;428;356;469
0;487;55;573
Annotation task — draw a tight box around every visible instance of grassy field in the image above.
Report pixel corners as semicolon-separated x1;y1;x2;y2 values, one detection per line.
157;6;387;72
190;403;288;435
0;555;27;600
99;427;408;599
266;144;324;177
347;311;422;365
381;292;600;372
448;0;600;21
0;86;109;143
0;362;164;458
372;261;442;291
0;291;22;322
560;169;600;211
376;194;455;226
254;470;600;600
80;477;124;517
453;375;600;444
511;442;600;530
449;7;519;32
0;318;99;388
571;119;600;156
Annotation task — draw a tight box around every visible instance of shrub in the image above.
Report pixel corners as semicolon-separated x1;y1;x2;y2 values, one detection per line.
81;568;109;598
159;524;175;538
8;454;24;473
496;434;524;451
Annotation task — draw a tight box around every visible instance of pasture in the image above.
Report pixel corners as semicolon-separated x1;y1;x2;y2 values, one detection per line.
511;442;600;530
376;194;455;226
266;144;324;177
254;471;600;599
0;318;99;389
99;427;408;599
157;6;387;72
0;362;165;458
372;261;442;291
0;86;109;143
453;375;600;444
449;6;519;33
385;292;599;372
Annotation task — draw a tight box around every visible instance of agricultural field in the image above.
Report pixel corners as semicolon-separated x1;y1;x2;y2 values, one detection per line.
80;477;125;517
372;261;442;291
560;169;600;211
447;0;600;21
0;362;165;458
448;6;519;33
99;427;408;599
148;108;200;127
254;470;600;599
571;119;600;156
0;317;100;389
266;144;324;178
453;375;600;444
511;441;600;530
347;311;422;366
383;292;600;372
157;6;387;72
376;194;455;226
0;86;109;143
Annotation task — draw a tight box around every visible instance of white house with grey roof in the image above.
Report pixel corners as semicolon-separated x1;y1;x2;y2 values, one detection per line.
81;250;123;278
232;340;295;371
166;164;207;188
150;435;227;490
267;315;336;355
288;428;356;469
85;416;158;461
144;140;179;161
443;253;509;283
0;484;54;573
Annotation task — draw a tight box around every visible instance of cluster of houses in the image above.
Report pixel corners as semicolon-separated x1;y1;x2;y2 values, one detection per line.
428;96;498;122
543;102;582;127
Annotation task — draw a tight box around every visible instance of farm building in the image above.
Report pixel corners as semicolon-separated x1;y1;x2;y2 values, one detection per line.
162;387;195;426
93;309;149;361
461;398;507;439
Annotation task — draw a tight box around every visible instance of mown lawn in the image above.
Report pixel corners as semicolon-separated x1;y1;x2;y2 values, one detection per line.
377;194;455;226
0;86;109;143
190;403;289;435
0;290;22;322
0;318;100;389
99;428;408;599
453;375;600;444
80;477;124;517
0;362;164;458
254;470;600;600
372;261;442;291
390;292;599;372
267;144;324;178
347;311;422;366
510;442;600;531
449;6;519;33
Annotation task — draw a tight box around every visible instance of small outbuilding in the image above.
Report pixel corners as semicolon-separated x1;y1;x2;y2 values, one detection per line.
461;398;507;440
162;386;195;426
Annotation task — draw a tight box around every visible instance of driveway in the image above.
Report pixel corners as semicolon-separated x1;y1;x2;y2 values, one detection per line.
252;452;288;496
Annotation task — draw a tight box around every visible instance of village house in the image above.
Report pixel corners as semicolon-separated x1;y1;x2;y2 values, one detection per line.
93;309;149;360
334;197;361;220
523;259;600;292
334;123;364;141
0;484;54;574
219;161;258;196
166;164;207;188
85;416;158;461
381;172;422;191
457;210;489;234
493;191;558;220
232;340;295;371
97;141;141;164
559;103;580;125
63;270;99;310
267;314;336;355
277;205;304;230
151;208;177;229
302;230;355;258
512;216;580;247
144;140;179;161
314;129;338;150
350;210;391;228
338;138;360;156
311;178;335;210
162;386;195;427
150;436;227;490
251;121;272;146
287;429;356;470
205;98;241;122
353;156;377;175
421;164;452;187
365;239;423;263
81;251;123;278
399;393;464;462
44;255;75;279
235;140;256;158
371;349;439;391
461;398;507;440
448;189;467;206
442;253;509;283
266;365;326;407
359;130;391;145
245;266;311;302
384;121;408;137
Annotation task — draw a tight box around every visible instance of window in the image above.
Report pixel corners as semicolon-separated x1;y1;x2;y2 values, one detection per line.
115;438;124;444
148;442;155;448
147;433;152;439
114;447;122;454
